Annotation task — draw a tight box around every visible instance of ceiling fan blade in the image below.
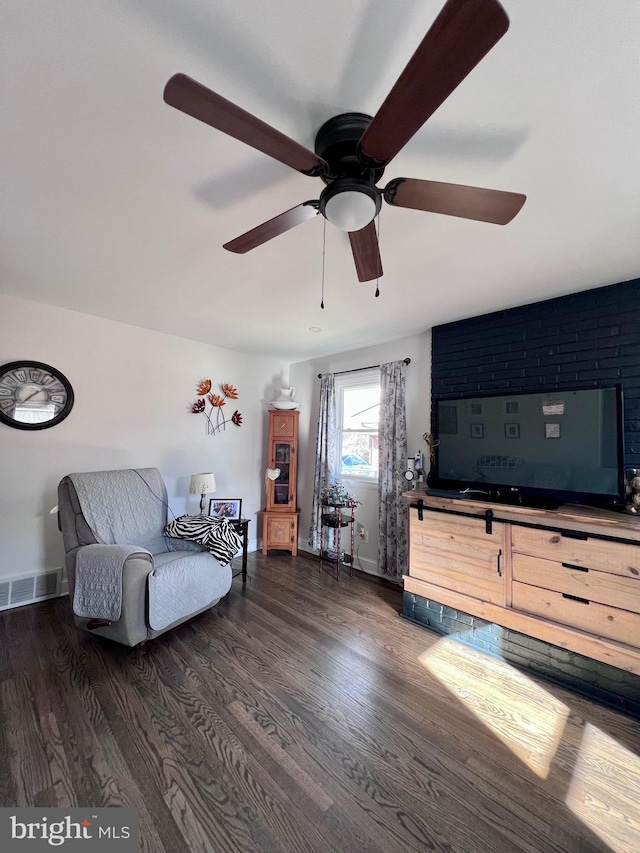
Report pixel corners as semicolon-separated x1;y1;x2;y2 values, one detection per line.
164;74;328;177
384;178;525;224
358;0;509;168
223;202;319;254
349;221;383;282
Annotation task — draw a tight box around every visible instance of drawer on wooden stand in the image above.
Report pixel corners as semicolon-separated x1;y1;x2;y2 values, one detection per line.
511;526;640;579
512;581;640;648
512;553;640;614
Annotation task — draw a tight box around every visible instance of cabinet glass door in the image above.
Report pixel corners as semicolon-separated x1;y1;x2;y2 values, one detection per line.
273;442;291;505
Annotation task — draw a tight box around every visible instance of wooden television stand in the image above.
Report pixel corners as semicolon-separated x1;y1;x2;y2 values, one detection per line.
404;492;640;676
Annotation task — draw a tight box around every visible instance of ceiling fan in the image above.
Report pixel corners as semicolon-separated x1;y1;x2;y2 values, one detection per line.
164;0;526;283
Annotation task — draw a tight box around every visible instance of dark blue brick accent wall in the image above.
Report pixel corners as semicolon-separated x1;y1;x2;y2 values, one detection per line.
402;591;640;719
431;278;640;466
422;279;640;715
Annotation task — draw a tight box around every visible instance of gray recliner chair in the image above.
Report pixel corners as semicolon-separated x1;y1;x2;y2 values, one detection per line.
57;467;232;646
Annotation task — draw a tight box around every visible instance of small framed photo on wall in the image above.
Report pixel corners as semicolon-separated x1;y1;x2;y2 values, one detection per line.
504;400;520;415
545;423;561;439
470;423;484;439
505;423;520;439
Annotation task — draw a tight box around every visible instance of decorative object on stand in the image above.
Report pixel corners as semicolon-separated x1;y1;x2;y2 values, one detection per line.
0;360;74;431
270;386;299;410
404;451;425;489
209;498;242;522
413;450;424;484
164;0;525;285
189;472;216;515
423;432;440;473
403;463;417;487
191;380;242;434
625;470;640;515
320;481;360;507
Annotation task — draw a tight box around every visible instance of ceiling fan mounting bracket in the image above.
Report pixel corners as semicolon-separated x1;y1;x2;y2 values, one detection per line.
382;178;405;205
300;163;329;179
314;112;385;185
355;144;387;173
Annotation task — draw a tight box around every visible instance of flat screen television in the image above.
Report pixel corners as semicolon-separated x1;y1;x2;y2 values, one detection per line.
431;386;626;508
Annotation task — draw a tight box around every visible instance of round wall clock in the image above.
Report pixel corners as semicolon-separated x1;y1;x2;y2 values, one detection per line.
0;361;74;430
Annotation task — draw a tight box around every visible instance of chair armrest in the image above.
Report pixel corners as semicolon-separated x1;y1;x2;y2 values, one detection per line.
66;544;154;647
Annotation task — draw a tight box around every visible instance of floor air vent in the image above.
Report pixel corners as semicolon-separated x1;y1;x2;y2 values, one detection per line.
35;571;59;598
0;569;62;611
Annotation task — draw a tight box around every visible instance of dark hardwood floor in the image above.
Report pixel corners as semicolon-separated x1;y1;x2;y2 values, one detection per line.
1;551;639;852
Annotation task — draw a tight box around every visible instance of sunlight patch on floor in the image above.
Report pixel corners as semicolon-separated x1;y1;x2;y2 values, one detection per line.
566;723;640;853
419;637;569;778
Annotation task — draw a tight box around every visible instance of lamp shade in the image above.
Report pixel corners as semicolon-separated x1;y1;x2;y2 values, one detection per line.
189;472;216;495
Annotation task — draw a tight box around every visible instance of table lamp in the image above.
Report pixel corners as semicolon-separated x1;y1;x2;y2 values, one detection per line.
189;472;216;515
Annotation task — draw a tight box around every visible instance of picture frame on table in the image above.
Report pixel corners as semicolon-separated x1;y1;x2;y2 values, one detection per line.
209;498;243;521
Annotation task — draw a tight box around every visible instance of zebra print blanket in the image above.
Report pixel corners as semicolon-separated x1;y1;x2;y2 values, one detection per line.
163;515;242;566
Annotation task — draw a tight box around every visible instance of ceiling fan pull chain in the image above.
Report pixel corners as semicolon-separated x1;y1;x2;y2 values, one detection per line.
375;211;381;298
320;217;327;309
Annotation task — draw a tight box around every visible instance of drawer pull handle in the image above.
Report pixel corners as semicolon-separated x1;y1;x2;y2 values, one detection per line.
417;499;424;521
560;530;588;541
561;562;589;573
496;548;502;576
562;593;590;604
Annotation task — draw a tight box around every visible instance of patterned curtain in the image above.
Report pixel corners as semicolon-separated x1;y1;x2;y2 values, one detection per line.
308;373;336;550
378;360;408;580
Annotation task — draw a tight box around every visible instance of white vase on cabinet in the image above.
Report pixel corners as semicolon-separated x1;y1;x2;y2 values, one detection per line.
271;386;299;410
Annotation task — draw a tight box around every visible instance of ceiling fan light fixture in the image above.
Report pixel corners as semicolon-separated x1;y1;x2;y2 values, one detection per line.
319;179;381;232
324;191;376;232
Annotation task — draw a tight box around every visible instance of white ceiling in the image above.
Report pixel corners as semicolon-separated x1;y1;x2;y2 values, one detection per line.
2;1;640;361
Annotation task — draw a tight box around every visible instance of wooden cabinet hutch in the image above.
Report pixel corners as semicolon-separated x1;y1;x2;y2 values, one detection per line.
262;409;299;555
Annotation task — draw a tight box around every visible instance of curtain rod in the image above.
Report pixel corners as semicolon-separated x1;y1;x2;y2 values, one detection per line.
317;357;410;379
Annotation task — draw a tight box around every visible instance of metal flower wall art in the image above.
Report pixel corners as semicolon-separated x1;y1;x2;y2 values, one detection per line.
191;380;243;435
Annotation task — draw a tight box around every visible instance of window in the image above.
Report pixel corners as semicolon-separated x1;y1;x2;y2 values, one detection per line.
336;369;380;481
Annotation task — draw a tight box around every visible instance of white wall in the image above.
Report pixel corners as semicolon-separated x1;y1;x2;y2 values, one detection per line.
290;332;432;575
0;294;289;581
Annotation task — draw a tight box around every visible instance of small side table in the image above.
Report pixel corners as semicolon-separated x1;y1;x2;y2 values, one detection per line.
319;501;356;581
229;518;250;583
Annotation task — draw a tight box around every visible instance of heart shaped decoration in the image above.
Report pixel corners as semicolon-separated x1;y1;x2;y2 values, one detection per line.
266;468;281;480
